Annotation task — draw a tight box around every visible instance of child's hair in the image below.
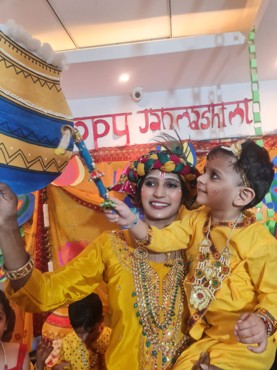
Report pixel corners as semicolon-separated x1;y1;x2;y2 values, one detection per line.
68;293;103;332
0;290;15;341
208;140;274;209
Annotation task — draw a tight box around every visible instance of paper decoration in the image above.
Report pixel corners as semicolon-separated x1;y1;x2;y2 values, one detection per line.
248;28;276;226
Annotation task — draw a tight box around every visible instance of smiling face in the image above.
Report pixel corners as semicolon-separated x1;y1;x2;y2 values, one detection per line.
196;152;243;214
140;170;183;227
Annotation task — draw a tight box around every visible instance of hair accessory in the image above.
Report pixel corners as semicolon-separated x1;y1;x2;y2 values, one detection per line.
239;169;251;188
221;141;251;188
221;141;244;159
2;253;34;280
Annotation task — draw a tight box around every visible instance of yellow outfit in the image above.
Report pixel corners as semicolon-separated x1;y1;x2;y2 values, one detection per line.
55;327;111;370
7;229;189;370
143;206;277;370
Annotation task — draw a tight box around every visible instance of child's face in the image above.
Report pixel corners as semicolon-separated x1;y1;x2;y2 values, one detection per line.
196;153;242;211
140;170;183;225
75;322;103;347
0;304;7;340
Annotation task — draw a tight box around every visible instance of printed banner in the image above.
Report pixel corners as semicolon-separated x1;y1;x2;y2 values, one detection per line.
74;98;254;150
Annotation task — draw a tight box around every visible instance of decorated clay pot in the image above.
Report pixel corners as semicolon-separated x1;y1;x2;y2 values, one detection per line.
0;22;74;195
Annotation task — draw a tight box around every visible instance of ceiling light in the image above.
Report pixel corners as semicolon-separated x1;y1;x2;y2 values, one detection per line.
119;73;130;82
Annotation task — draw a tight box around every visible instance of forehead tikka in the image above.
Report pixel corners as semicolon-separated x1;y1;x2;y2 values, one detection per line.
145;172;180;181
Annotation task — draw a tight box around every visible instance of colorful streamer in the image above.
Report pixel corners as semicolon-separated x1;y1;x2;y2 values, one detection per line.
248;28;275;227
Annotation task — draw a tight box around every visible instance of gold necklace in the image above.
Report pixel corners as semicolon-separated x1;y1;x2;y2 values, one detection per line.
132;245;189;370
0;341;8;370
190;213;242;311
111;231;190;369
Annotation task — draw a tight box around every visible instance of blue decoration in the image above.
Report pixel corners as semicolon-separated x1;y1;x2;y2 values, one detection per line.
72;128;108;200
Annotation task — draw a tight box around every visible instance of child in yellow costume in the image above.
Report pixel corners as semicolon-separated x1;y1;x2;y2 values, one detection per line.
105;140;277;370
0;140;200;369
51;293;110;370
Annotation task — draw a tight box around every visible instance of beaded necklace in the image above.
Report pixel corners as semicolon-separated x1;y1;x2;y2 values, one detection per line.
111;231;190;369
190;213;242;311
79;337;99;369
0;341;8;370
132;245;189;370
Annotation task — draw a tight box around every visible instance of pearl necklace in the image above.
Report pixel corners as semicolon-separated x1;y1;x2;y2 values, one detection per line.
79;337;99;369
0;341;8;370
190;213;242;311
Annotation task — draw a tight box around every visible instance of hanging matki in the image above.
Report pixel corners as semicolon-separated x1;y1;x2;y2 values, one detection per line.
0;21;74;195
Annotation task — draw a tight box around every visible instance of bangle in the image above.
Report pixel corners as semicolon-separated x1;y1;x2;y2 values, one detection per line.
256;308;276;337
124;213;139;229
2;253;34;280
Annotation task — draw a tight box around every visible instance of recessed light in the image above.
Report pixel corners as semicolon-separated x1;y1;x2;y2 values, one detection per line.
119;73;130;82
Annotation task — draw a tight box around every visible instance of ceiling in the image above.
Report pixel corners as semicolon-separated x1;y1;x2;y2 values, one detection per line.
0;0;277;100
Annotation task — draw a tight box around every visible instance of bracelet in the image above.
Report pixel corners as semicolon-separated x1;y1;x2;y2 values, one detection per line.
257;313;273;336
256;308;276;337
124;213;139;229
2;253;34;280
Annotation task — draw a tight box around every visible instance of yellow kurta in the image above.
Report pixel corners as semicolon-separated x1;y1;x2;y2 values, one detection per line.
56;327;111;370
6;230;189;370
143;207;277;370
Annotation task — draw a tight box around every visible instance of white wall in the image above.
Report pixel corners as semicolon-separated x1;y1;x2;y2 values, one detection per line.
68;80;277;150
